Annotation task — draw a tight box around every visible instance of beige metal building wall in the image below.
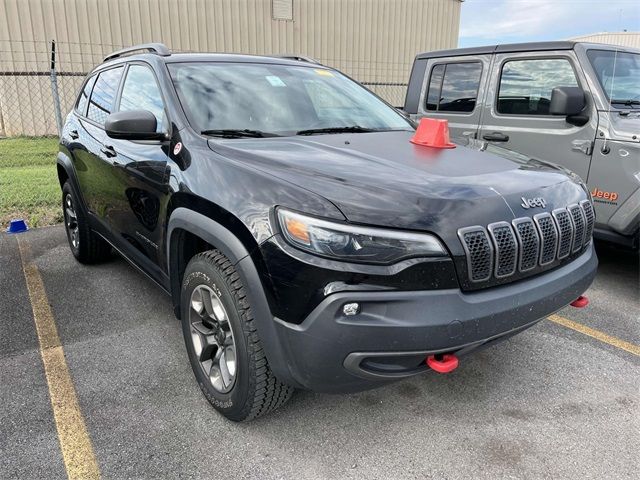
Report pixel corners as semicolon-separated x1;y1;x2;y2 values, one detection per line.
570;32;640;48
0;0;461;136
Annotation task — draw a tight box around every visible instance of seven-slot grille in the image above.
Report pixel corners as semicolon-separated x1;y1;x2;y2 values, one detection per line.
458;201;594;283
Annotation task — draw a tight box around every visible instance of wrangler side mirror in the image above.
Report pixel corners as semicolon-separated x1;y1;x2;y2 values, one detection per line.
550;87;588;126
550;87;586;116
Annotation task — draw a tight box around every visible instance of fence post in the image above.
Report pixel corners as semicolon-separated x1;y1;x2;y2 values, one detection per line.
49;39;63;137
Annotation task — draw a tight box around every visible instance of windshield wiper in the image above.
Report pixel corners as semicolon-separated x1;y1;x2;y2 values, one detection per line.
201;129;279;138
296;125;378;136
610;99;640;106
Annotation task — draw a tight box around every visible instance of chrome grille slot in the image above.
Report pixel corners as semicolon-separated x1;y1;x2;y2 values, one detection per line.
552;208;573;259
513;218;540;272
488;222;517;278
458;227;493;282
580;200;595;243
533;213;558;266
568;204;586;253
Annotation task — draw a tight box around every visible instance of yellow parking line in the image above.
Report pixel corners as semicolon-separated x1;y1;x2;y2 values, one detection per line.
17;237;100;480
548;314;640;357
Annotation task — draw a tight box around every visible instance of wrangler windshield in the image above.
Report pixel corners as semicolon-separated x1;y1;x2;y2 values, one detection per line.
587;49;640;106
168;62;412;135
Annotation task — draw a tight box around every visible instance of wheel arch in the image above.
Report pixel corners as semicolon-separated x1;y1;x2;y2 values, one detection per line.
56;152;90;215
56;151;76;188
165;193;267;314
167;207;258;311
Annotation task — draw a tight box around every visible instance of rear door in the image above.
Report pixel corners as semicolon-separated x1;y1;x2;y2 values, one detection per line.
74;65;125;227
413;54;491;140
479;51;597;181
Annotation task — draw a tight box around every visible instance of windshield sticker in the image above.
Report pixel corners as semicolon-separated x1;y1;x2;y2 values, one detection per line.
266;75;287;87
314;69;334;77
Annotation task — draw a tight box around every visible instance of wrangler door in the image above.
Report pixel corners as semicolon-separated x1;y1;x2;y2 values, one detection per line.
479;50;597;181
412;54;491;140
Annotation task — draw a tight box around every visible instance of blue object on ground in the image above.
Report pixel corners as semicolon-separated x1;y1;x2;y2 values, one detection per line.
6;219;29;234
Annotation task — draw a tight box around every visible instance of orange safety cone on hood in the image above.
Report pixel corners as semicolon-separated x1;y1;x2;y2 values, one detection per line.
410;118;456;149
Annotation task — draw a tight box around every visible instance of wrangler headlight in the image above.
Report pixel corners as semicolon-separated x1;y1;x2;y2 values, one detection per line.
277;208;446;264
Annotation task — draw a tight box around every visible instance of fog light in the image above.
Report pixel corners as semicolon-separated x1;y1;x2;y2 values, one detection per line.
343;303;360;316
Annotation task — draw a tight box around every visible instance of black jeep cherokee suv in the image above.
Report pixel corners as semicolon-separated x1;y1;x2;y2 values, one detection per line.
58;43;597;421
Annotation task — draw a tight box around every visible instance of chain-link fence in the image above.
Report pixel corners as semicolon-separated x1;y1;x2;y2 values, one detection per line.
0;39;124;137
0;39;409;138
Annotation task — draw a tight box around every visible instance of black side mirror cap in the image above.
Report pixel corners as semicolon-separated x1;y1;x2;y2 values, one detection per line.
105;110;165;140
550;86;586;116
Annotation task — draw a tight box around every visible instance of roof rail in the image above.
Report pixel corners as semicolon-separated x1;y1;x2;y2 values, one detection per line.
275;54;321;65
104;43;171;62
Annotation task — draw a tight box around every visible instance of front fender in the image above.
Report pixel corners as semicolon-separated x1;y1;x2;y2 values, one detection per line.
166;208;301;388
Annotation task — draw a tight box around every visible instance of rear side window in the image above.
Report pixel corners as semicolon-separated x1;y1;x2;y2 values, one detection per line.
87;67;124;125
119;65;166;132
75;75;96;116
497;59;578;115
425;62;482;113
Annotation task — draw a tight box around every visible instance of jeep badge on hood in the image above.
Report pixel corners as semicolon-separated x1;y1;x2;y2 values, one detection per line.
521;197;547;209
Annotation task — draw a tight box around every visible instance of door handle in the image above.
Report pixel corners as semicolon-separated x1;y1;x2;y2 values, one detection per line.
482;132;510;142
100;145;117;158
69;129;79;139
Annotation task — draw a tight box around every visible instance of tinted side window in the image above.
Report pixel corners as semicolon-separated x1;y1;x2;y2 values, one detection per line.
426;62;482;113
75;75;96;116
497;59;578;115
119;65;166;132
87;67;124;125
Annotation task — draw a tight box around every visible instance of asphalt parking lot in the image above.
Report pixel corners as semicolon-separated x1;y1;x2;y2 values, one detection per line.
1;225;638;479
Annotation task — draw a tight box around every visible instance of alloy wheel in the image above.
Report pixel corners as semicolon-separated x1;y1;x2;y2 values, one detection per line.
64;193;79;249
189;285;237;393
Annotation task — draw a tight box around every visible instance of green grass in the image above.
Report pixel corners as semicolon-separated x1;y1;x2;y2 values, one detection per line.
0;137;62;228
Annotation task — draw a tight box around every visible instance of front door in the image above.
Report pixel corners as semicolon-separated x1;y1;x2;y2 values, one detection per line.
104;63;170;279
479;51;597;182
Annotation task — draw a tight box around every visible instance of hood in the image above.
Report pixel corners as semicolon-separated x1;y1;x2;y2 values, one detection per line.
208;131;586;252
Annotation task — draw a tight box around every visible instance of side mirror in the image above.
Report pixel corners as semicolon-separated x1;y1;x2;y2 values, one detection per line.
105;110;165;140
549;87;586;116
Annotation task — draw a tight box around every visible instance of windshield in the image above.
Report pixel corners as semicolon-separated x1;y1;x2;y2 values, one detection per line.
587;49;640;106
168;62;412;135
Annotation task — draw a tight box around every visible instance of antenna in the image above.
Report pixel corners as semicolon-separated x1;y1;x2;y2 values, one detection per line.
603;47;619;153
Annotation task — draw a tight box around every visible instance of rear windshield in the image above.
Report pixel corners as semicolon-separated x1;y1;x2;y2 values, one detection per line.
587;49;640;107
168;62;412;135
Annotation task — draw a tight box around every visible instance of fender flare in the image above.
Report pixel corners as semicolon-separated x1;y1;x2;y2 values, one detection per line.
56;152;90;214
166;207;300;388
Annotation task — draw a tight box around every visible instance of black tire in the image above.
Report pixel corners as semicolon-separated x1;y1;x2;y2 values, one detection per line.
62;181;111;264
181;250;294;421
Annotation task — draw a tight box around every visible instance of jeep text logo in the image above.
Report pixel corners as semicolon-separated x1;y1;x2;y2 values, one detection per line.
520;197;546;209
591;187;618;203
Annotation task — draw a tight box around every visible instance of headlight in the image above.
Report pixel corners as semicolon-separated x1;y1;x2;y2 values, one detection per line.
277;208;446;264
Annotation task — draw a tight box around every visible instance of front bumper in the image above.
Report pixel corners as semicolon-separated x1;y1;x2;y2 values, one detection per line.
271;243;597;393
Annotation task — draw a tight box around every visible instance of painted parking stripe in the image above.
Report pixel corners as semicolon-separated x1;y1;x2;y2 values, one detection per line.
548;314;640;357
17;237;100;480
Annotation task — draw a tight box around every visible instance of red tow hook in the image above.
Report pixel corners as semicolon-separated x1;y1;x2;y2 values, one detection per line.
426;353;459;374
570;295;589;308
